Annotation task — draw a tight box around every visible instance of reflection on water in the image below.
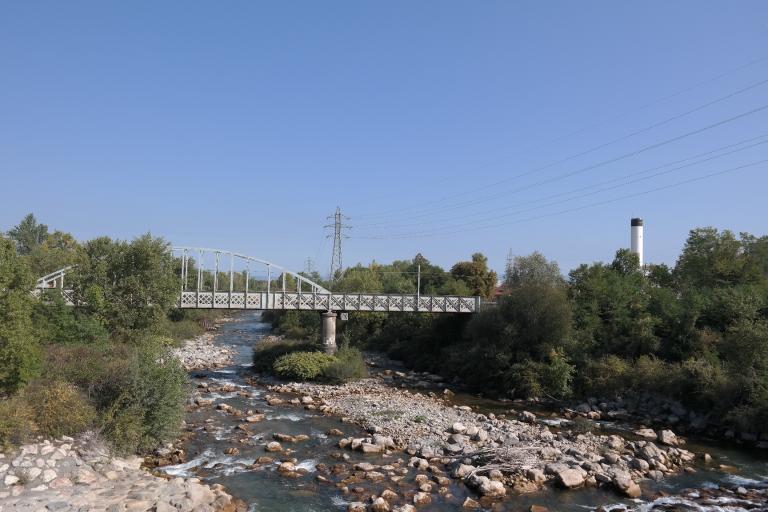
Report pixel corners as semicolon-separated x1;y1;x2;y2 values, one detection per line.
160;312;768;511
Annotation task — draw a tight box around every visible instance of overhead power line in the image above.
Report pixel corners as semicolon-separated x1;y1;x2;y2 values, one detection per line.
353;101;768;232
354;134;768;232
354;75;768;223
353;159;767;240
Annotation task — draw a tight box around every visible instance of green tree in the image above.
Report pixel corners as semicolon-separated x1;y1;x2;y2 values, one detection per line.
569;250;659;358
7;213;49;256
450;253;497;299
0;237;41;393
28;231;84;277
505;251;563;289
74;234;178;337
674;227;761;289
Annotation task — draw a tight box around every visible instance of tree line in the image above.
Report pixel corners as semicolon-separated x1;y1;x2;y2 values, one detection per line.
267;227;768;437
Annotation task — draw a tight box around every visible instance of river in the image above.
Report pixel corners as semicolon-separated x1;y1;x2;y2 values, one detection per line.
159;312;768;511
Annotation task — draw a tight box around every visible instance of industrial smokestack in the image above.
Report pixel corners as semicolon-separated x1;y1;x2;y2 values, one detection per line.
631;218;644;267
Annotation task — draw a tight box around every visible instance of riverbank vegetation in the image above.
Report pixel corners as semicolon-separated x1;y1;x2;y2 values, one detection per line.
265;227;768;438
253;337;367;383
0;214;222;453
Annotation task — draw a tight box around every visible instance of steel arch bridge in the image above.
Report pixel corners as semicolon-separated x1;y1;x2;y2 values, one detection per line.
34;247;481;314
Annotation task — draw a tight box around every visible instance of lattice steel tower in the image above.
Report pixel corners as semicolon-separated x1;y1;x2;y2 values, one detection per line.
325;207;350;281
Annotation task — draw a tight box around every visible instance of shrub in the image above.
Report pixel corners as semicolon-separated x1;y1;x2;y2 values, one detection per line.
32;297;108;345
322;346;368;383
507;360;545;398
627;355;680;395
43;343;131;410
577;355;631;397
101;341;187;454
273;351;337;381
252;338;318;373
21;380;96;438
161;309;227;343
0;397;36;450
42;340;186;454
540;349;574;398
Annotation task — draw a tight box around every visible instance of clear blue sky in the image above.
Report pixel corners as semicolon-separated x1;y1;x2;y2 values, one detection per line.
2;2;767;277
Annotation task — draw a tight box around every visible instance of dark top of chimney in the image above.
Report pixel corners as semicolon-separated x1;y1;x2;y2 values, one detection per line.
631;218;643;227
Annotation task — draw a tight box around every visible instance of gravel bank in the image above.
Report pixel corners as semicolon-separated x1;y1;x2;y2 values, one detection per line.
172;331;236;370
265;360;697;500
0;435;244;512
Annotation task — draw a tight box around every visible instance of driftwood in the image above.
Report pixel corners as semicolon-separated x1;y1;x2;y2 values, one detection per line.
447;446;543;476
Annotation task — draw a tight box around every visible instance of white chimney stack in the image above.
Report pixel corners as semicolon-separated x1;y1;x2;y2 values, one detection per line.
631;217;644;267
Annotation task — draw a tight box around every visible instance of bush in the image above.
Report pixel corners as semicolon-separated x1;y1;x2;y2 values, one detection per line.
540;349;574;398
268;311;321;340
273;351;337;381
101;341;187;454
507;360;545;398
161;309;228;343
577;355;631;397
252;338;318;373
32;297;108;345
22;380;96;438
322;346;368;383
0;397;36;450
42;340;186;454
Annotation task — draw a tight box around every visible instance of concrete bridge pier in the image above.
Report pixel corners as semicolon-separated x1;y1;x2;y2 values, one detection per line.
321;311;337;355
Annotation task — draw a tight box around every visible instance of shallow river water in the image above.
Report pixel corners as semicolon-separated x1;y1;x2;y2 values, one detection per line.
159;312;768;511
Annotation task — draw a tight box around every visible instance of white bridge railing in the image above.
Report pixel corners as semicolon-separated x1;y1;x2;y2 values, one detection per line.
178;290;479;313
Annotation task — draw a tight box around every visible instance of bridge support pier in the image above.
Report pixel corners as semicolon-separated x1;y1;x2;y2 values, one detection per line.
321;311;337;355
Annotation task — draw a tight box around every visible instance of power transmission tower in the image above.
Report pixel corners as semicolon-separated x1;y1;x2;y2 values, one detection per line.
504;248;514;284
325;207;351;281
304;257;314;274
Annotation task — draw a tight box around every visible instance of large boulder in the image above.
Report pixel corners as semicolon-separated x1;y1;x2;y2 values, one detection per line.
657;430;679;446
634;428;656;439
477;477;506;497
451;422;467;434
413;492;432;505
371;497;390;512
612;472;641;498
554;468;585;489
453;464;475;479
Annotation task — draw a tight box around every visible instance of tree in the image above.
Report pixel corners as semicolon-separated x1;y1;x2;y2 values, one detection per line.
674;228;760;289
28;231;84;277
569;250;659;358
8;213;48;256
450;253;498;299
504;251;563;289
0;236;41;393
73;234;178;337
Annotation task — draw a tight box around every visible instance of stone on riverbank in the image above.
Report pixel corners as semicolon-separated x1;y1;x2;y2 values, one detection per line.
0;436;240;512
172;331;235;370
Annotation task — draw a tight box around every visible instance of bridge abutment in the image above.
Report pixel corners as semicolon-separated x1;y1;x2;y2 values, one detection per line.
321;311;337;354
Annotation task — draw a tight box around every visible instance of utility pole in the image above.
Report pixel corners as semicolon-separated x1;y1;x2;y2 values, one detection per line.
416;264;421;301
325;207;351;282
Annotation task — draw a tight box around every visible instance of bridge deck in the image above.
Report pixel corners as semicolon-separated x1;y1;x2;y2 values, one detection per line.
179;291;480;313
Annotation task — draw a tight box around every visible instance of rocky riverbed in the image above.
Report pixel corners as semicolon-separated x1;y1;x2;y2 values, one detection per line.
0;435;242;512
172;331;236;370
159;312;768;511
268;370;697;503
